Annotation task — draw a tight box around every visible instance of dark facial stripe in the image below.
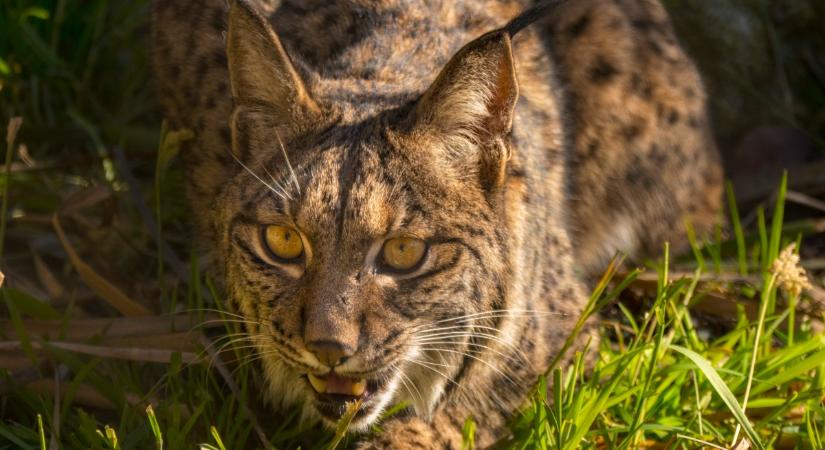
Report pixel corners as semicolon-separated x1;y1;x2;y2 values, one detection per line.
231;235;301;278
401;249;463;287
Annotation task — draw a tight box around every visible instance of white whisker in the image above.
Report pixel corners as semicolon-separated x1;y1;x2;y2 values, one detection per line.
260;163;293;201
411;339;529;366
275;131;301;195
402;357;462;391
229;149;289;200
415;346;518;387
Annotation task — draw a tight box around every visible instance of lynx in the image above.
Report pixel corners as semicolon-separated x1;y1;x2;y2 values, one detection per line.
152;0;722;447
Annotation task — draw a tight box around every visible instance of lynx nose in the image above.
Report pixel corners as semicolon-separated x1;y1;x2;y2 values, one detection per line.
306;340;355;367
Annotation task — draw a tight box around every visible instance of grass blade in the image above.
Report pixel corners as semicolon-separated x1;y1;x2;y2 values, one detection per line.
37;414;46;450
146;405;163;450
670;345;763;449
725;182;748;276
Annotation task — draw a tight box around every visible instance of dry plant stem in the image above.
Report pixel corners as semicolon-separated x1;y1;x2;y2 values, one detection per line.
0;117;23;260
785;190;825;214
199;335;275;450
0;340;201;363
676;434;727;450
733;160;825;205
0;314;221;341
630;270;825;320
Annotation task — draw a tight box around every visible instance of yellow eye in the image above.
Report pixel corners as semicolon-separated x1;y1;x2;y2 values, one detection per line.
382;237;426;271
263;225;304;261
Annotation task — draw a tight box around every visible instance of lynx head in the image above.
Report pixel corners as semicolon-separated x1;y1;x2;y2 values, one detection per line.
216;0;522;428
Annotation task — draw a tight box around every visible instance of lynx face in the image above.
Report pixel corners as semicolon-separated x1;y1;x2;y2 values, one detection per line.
216;1;519;428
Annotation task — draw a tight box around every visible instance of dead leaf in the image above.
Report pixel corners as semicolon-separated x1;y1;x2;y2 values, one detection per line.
52;213;151;316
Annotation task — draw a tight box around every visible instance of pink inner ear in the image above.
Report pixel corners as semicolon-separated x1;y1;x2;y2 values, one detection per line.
416;30;519;141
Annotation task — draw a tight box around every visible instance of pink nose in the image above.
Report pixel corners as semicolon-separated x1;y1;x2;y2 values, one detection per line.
306;340;355;367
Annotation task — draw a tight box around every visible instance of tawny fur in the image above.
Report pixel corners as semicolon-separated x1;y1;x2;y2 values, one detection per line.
152;0;722;448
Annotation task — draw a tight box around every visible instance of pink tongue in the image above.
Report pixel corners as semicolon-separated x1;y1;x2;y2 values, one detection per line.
325;374;354;395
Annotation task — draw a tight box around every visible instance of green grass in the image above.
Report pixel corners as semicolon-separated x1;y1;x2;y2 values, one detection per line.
505;182;824;449
1;1;824;449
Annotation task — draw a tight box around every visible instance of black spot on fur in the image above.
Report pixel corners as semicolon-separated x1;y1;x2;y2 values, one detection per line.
667;109;680;124
647;40;664;55
622;123;643;141
631;19;657;31
629;72;653;99
688;115;700;128
585;140;599;157
589;56;619;84
566;14;591;39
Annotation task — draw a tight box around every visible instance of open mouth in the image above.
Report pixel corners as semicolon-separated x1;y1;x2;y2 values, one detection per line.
306;373;383;420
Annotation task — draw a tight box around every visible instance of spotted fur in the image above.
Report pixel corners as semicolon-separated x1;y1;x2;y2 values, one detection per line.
152;0;721;447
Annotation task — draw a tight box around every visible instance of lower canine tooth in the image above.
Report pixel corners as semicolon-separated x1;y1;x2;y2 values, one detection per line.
308;374;327;393
351;379;367;396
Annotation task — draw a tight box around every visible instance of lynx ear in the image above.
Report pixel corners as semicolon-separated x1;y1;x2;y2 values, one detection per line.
415;30;519;142
226;0;319;150
414;30;518;189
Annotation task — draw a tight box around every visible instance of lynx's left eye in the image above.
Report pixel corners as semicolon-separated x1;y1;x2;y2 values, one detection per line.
263;225;304;261
381;237;427;272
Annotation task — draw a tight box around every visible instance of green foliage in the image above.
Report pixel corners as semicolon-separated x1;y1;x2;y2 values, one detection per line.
0;0;158;158
504;179;824;449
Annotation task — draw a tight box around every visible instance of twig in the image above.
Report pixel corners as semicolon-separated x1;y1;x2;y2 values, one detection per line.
732;160;825;206
631;271;825;317
0;117;23;261
0;340;201;363
785;190;825;214
0;313;221;341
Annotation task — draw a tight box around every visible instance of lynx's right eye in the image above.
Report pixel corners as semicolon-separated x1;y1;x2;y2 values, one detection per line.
381;237;427;272
262;225;304;261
